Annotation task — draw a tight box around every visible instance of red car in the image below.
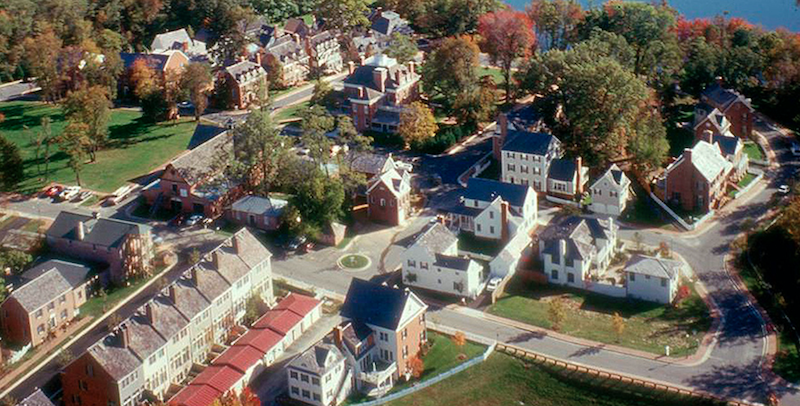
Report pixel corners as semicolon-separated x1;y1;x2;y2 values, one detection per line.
297;242;315;254
44;185;63;197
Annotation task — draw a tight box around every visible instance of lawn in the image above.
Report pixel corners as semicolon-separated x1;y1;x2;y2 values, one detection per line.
273;100;310;123
477;66;505;86
476;157;500;181
457;232;503;257
729;173;757;197
743;141;765;161
339;254;369;269
387;352;724;406
487;276;712;357
391;331;486;392
80;273;157;318
0;101;197;193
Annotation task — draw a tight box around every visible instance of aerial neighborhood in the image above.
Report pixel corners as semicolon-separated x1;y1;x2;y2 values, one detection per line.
0;1;799;406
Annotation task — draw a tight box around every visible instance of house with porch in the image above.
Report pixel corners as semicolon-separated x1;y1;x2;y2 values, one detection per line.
624;254;685;304
538;216;618;289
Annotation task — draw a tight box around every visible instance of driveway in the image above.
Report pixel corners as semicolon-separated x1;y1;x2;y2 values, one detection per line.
0;81;39;102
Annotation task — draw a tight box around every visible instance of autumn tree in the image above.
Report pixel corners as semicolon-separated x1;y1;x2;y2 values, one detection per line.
527;0;584;50
408;355;425;379
453;75;497;127
58;122;90;186
63;85;112;161
264;57;285;90
180;62;213;120
385;33;418;64
232;110;287;195
22;28;63;102
452;331;467;346
611;312;625;343
129;58;159;100
779;197;800;247
398;102;438;149
0;134;24;191
421;36;480;110
316;0;370;32
478;10;536;102
547;297;566;331
239;388;261;406
243;294;269;326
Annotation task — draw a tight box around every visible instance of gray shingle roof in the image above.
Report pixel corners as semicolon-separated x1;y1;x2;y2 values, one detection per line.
350;153;394;176
146;296;189;342
169;276;211;320
433;253;472;271
124;315;167;360
20;259;91;289
289;342;344;375
231;195;287;217
548;159;577;182
9;269;74;313
539;216;615;263
169;130;232;185
502;130;558;156
625;254;682;280
89;332;142;381
47;212;151;248
19;389;56;406
224;61;265;85
464;178;530;208
410;222;458;254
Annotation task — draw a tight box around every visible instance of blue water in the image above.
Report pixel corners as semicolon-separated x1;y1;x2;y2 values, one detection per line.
505;0;800;32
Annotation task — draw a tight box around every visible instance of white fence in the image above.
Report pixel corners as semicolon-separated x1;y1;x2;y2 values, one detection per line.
457;152;494;187
8;343;31;364
545;194;579;207
351;338;496;406
587;282;627;298
648;193;714;231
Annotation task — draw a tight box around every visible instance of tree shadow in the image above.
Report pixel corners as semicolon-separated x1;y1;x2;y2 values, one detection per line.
568;344;605;358
0;103;66;132
683;359;796;403
507;330;546;343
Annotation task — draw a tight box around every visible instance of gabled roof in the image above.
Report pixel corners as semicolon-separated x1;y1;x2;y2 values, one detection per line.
88;331;142;381
231;195;287;217
284;18;310;36
341;278;424;330
433;253;473;271
146;296;189;343
19;389;56;406
539;216;616;262
124;315;167;360
289;342;344;375
191;365;244;394
252;309;302;335
343;54;417;96
701;82;754;112
625;254;683;280
464;178;531;208
502;130;558;156
713;134;742;158
9;268;77;313
409;222;458;254
169;276;211;320
171;384;223;406
224;61;266;85
234;325;283;353
667;140;732;183
274;293;321;317
370;11;412;36
591;164;630;190
212;344;263;373
168;130;232;185
151;28;192;50
47;212;151;248
367;167;410;197
350;153;395;175
548;159;577;182
20;259;90;289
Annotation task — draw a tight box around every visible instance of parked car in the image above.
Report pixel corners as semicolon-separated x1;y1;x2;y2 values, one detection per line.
44;185;63;197
297;241;315;254
59;186;81;201
778;184;791;194
170;214;186;227
76;191;93;202
486;277;503;292
286;235;307;251
184;214;204;227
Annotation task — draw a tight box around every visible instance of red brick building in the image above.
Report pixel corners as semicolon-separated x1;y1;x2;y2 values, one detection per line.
222;59;267;110
367;167;411;226
119;50;189;98
343;54;420;133
655;140;733;213
700;79;755;139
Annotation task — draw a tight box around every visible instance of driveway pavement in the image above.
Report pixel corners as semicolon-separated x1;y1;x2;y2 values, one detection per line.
0;81;39;101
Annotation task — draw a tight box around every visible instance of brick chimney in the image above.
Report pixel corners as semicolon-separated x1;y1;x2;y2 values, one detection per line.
213;251;221;269
493;113;508;161
145;303;155;324
702;129;714;144
333;324;344;349
348;61;355;75
231;234;241;254
408;61;415;76
575;157;583;195
191;267;201;286
500;201;509;242
683;147;693;164
76;221;85;241
373;67;387;93
118;324;131;348
169;285;179;304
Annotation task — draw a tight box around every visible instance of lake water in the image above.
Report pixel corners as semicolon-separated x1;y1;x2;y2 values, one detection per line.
505;0;800;32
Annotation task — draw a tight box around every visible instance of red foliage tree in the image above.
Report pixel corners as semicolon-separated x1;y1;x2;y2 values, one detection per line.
478;10;536;102
408;355;425;379
239;387;260;406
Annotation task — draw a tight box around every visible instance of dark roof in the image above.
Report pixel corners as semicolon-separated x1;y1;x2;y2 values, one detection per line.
89;329;142;380
9;269;73;313
713;135;740;157
502;130;557;156
464;178;530;207
341;278;410;330
188;123;227;149
433;253;472;271
505;104;541;131
120;53;168;71
284;18;310;37
372;108;401;125
701;82;753;111
548;159;577;182
370;11;411;36
46;212;151;249
289;342;344;375
231;195;287;217
350;153;393;175
20;259;91;288
147;296;189;341
169;130;232;185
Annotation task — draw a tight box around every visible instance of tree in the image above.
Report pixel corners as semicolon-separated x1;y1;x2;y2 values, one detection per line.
408;355;425;379
63;85;112;161
233;110;288;195
0;249;32;274
415;0;501;38
106;313;123;332
289;171;345;234
22;28;63;102
452;76;496;127
188;248;201;264
180;62;213;120
527;0;584;50
55;349;74;368
243;294;269;326
140;90;169;122
385;33;418;64
632;232;644;251
309;79;335;109
398;102;438;149
264;57;285;91
39;118;55;179
58;122;90;186
300;105;336;173
611;312;625;343
779;197;800;247
239;388;261;406
478;10;536;102
0;134;24;191
628;111;669;174
452;331;467;346
316;0;370;32
547;297;566;331
129;58;159;100
421;36;480;111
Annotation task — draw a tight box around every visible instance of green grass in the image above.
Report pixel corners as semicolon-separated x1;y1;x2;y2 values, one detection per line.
339;254;369;269
80;274;156;318
269;86;299;101
477;67;505;86
487;276;711;357
80;194;100;207
387;352;724;406
273;100;310;122
390;331;485;393
621;197;670;228
729;173;757;197
19;219;44;233
336;236;354;249
743;141;765;161
457;232;503;256
0;101;197;193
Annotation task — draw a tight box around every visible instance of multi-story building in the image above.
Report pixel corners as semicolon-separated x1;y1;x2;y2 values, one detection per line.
589;164;633;216
499;129;561;193
655;140;733;213
222;59;267;110
46;212;153;284
402;222;484;299
119;51;189;99
339;278;427;397
150;29;207;61
343;54;420;133
143;131;242;219
624;255;685;304
538;216;618;288
0;260;93;347
305;30;343;74
263;35;310;87
287;342;351;406
367;167;411;226
62;229;273;406
700;79;755;139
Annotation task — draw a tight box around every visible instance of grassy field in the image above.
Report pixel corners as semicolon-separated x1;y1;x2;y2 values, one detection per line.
273;100;310;123
743;141;765;161
729;173;757;197
387;352;724;406
488;276;711;357
477;66;505;86
457;232;503;256
0;101;197;193
80;274;156;318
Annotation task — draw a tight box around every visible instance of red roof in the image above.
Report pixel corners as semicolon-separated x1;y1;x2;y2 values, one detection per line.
213;343;263;373
252;309;302;335
234;327;283;353
192;365;245;393
170;384;222;406
275;293;321;318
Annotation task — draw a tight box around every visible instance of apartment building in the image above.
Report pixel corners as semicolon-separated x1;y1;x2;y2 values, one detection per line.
287;343;351;406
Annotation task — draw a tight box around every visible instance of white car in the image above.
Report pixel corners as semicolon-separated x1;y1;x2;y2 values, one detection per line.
778;184;791;195
59;186;81;201
486;277;503;293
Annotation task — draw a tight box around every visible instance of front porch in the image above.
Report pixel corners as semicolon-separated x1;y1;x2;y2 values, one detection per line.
357;360;397;398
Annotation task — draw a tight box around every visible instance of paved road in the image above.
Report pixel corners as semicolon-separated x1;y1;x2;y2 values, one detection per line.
0;81;38;102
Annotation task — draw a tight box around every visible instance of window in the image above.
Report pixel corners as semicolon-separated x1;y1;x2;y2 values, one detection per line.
180;189;188;197
420;262;428;270
48;302;55;310
567;273;574;283
312;377;320;385
476;224;481;232
438;279;441;284
302;389;310;398
507;164;515;172
36;309;43;319
37;324;45;335
407;260;416;268
86;363;93;377
629;273;636;282
489;226;495;234
172;184;178;193
60;294;66;303
551;270;558;280
79;380;88;391
291;386;299;395
301;374;309;383
290;371;298;379
402;345;408;358
489;211;494;219
661;278;667;287
380;198;386;207
645;275;650;280
313;393;321;401
61;309;68;320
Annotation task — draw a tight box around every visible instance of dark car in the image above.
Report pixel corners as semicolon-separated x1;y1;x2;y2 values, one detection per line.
170;214;186;227
297;241;315;254
285;235;307;251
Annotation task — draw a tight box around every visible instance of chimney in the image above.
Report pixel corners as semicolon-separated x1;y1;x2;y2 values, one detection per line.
76;222;85;241
333;325;344;349
145;303;155;324
292;33;300;44
373;67;387;92
438;215;446;226
715;76;724;86
348;61;355;75
683;147;693;163
375;7;383;19
408;61;415;76
255;52;262;66
358;55;365;66
500;201;509;242
169;285;179;304
191;267;200;286
494;113;508;161
182;41;189;52
558;239;567;261
702;129;714;144
231;234;241;254
213;251;221;270
575;157;583;195
118;324;131;348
